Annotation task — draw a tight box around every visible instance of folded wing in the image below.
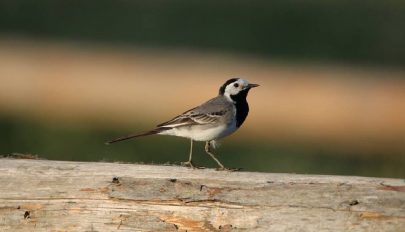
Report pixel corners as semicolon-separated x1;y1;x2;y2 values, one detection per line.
157;109;227;128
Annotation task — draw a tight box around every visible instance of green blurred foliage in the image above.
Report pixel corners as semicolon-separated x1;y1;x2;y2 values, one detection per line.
0;116;403;178
1;0;405;66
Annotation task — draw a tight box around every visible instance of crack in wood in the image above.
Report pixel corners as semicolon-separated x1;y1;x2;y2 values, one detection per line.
1;159;404;231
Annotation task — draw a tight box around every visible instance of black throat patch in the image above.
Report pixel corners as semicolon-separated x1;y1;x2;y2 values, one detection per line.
230;88;250;128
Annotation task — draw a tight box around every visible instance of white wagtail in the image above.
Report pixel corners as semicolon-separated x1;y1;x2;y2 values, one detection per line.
106;78;259;170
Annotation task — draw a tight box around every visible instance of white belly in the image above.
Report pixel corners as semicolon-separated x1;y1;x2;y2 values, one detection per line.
159;122;237;141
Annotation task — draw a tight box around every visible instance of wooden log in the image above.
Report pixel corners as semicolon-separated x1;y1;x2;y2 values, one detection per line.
0;158;404;231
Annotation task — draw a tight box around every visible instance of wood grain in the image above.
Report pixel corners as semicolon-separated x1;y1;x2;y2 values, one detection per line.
0;159;404;231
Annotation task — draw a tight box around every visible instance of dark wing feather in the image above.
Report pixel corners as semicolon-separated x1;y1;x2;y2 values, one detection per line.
157;96;231;128
157;109;227;128
157;115;197;127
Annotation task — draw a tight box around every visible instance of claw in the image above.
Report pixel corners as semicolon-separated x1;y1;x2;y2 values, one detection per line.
181;161;206;169
181;161;194;168
215;167;242;172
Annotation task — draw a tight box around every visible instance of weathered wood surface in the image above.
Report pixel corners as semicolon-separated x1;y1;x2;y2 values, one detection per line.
0;159;404;232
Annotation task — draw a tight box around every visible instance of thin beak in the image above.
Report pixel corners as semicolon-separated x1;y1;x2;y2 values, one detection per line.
248;83;260;88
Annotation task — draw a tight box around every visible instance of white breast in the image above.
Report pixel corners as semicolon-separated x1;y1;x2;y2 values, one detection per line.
159;120;237;141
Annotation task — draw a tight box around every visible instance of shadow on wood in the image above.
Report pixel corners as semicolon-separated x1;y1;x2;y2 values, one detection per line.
0;159;404;231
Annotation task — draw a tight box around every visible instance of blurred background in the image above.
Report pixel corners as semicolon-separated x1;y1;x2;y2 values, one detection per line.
0;1;404;178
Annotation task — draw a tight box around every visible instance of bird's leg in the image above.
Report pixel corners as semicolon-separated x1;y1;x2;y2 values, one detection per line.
205;141;226;170
181;139;195;168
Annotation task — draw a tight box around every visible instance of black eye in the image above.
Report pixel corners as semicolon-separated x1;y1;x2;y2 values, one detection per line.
233;83;239;88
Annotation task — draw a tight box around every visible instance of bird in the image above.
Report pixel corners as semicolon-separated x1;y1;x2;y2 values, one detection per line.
106;78;259;170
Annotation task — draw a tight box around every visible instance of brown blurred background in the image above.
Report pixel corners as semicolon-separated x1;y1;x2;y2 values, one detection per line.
0;1;404;177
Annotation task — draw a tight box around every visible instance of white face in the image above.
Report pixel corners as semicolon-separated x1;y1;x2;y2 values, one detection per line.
223;78;251;99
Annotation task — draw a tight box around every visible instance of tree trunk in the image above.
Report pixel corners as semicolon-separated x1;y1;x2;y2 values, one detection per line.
0;158;404;231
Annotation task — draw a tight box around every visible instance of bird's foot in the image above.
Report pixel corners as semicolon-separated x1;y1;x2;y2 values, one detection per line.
181;161;194;168
181;161;205;169
215;167;242;172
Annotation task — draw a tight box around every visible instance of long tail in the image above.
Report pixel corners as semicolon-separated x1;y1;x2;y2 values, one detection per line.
105;127;170;144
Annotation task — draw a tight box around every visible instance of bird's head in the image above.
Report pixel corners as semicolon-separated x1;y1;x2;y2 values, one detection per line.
219;78;259;102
